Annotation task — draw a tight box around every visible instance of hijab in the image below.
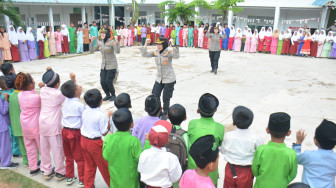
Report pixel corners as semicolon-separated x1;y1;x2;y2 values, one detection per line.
259;27;265;39
285;29;292;38
272;29;279;38
253;29;258;38
298;28;303;37
319;30;326;42
243;26;249;36
229;26;235;37
291;31;299;44
26;27;35;41
17;27;27;41
326;31;333;42
265;27;273;37
36;28;44;41
312;30;319;41
279;31;285;40
236;28;242;38
305;32;312;40
8;25;18;45
61;24;69;36
246;28;252;37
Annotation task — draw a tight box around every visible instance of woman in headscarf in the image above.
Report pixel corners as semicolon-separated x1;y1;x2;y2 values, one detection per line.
241;26;249;52
228;25;235;50
276;30;285;55
41;26;50;58
301;32;312;56
289;31;299;55
321;31;333;58
258;27;265;52
244;28;252;52
298;28;304;38
36;28;45;59
250;29;258;53
329;34;336;58
297;31;306;56
234;28;242;52
8;25;20;62
316;30;326;57
26;27;37;60
270;29;279;54
264;27;273;53
310;30;319;57
17;27;30;62
0;26;12;61
61;24;70;54
281;29;291;55
47;26;56;56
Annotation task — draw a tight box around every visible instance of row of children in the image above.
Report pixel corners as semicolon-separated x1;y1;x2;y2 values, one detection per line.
0;62;335;188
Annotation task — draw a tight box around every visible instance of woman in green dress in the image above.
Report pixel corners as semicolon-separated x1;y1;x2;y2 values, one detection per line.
321;31;333;58
276;30;285;55
41;26;50;58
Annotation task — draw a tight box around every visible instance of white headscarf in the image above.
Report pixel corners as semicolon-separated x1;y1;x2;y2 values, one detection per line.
253;29;258;36
61;24;69;36
243;26;249;36
298;28;303;37
279;30;285;40
312;30;319;41
36;28;44;41
326;31;333;42
229;26;235;37
265;27;273;37
305;32;312;40
291;31;299;44
246;28;252;37
17;27;27;41
285;29;292;38
319;30;326;42
26;27;35;41
8;25;18;45
259;27;265;39
236;28;242;38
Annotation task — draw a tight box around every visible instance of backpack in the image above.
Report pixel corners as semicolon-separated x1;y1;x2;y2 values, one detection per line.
165;126;188;172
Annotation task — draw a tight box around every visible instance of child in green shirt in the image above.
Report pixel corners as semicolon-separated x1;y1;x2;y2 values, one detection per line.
252;112;298;188
187;93;224;186
170;26;177;46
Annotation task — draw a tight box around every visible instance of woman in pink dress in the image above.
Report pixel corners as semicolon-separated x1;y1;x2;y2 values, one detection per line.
316;30;326;57
48;26;56;56
244;28;252;52
0;26;12;61
250;29;258;53
270;29;279;54
54;27;63;55
234;28;242;52
258;27;265;52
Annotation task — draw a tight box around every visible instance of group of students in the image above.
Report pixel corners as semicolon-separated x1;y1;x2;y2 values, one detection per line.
0;61;335;188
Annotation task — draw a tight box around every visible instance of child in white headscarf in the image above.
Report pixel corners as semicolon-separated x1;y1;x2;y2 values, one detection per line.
258;27;265;52
228;26;235;50
244;28;252;52
321;31;333;58
17;27;30;62
26;27;37;60
316;30;326;57
37;28;45;59
234;28;242;52
289;31;299;55
310;30;319;57
8;25;20;62
61;24;70;54
276;30;285;55
250;29;258;53
264;27;273;53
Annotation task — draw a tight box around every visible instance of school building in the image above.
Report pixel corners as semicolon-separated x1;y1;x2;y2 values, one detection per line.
1;0;334;32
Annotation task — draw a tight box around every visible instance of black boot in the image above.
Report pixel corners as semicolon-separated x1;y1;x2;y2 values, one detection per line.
103;96;110;101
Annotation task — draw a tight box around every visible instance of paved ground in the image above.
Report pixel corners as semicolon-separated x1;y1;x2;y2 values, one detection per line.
7;46;336;187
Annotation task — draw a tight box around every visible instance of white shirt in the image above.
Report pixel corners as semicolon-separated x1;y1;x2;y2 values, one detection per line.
156;26;161;34
61;98;86;129
138;147;182;188
110;116;139;134
198;27;204;38
81;107;109;138
151;27;156;33
220;128;263;166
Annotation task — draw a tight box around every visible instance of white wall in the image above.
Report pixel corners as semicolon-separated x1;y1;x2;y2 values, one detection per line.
278;9;322;31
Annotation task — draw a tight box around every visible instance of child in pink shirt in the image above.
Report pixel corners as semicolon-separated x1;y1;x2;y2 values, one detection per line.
16;72;41;176
179;135;218;188
128;26;133;47
182;25;188;47
39;67;66;180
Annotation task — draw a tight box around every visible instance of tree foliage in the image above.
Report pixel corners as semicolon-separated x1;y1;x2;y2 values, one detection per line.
0;0;23;28
212;0;245;24
158;0;212;25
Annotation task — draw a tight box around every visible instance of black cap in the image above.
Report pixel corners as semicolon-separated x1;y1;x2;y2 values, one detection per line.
315;119;336;149
156;37;169;51
0;63;13;75
5;73;16;89
145;94;161;116
42;69;58;87
268;112;291;132
198;93;219;116
190;135;219;169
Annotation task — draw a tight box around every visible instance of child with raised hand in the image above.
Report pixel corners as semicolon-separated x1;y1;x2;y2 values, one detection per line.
80;89;111;188
179;135;219;188
60;73;85;187
39;67;66;180
187;93;224;186
16;72;41;175
293;119;336;188
220;106;263;188
138;120;182;188
0;91;19;169
103;108;143;188
252;112;298;188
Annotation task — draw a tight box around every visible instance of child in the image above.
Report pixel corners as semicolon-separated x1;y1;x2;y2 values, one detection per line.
179;135;219;188
103;108;143;187
138;120;182;187
132;94;161;148
187;93;224;187
60;73;85;187
0;91;19;169
182;25;188;47
188;25;194;47
193;26;198;48
16;72;41;175
80;89;111;188
39;68;66;180
220;106;263;188
54;27;63;55
293;119;336;188
252;112;298;188
141;24;147;46
128;25;133;47
1;63;16;89
123;25;128;47
77;26;84;53
170;26;176;46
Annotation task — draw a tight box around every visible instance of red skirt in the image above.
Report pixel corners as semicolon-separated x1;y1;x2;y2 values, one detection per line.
137;35;141;42
203;36;208;49
194;36;198;47
220;39;223;49
150;33;155;44
265;37;271;52
310;41;318;57
258;39;265;52
179;35;183;47
10;44;20;62
38;40;44;60
289;41;298;55
62;36;70;53
281;39;290;54
228;37;234;50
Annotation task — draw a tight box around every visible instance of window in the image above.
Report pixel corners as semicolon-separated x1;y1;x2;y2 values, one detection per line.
139;11;147;25
36;14;49;22
247;16;274;30
155;12;163;24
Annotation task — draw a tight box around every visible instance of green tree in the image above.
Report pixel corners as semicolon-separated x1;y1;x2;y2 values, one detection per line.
213;0;245;24
158;0;212;25
0;0;23;27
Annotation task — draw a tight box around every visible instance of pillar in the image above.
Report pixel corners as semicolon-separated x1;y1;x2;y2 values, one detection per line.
100;6;102;26
109;2;115;26
228;10;233;27
320;6;329;29
165;5;169;25
195;7;199;26
3;5;10;29
82;7;86;24
48;6;54;28
273;6;280;30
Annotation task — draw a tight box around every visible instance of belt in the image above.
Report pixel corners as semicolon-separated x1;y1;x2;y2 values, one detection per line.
83;136;101;140
63;127;80;130
229;163;251;179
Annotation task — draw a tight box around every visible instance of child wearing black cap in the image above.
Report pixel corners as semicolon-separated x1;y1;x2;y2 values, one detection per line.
80;89;111;187
132;94;161;148
103;108;144;188
252;112;298;188
220;106;263;188
0;63;16;89
179;135;219;188
187;93;224;186
293;119;336;188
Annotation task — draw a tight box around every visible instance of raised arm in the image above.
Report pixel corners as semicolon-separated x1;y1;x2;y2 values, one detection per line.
112;36;120;54
89;36;100;53
140;38;155;57
168;46;179;59
205;32;212;39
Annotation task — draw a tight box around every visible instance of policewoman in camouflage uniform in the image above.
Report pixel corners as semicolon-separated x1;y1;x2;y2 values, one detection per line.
90;29;120;101
140;37;179;117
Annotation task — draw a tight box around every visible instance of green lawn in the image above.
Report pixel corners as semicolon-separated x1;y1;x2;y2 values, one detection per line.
0;170;47;188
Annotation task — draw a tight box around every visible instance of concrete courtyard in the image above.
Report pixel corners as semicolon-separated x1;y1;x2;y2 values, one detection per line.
8;46;336;187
